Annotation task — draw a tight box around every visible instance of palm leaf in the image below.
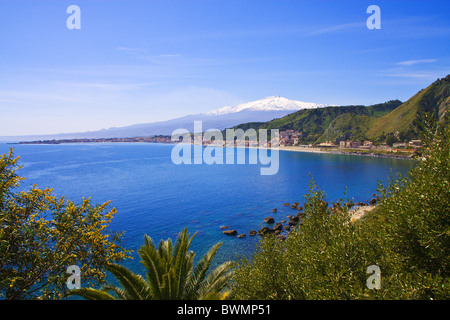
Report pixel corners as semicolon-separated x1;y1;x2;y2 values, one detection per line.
138;235;166;299
196;261;234;300
68;287;117;300
107;263;152;300
185;242;223;299
172;228;196;299
70;228;233;300
101;283;129;300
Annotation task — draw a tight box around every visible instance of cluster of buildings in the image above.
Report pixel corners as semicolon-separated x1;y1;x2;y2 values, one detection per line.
24;127;424;152
336;139;422;151
339;140;373;149
276;131;424;152
20;136;175;145
279;130;302;146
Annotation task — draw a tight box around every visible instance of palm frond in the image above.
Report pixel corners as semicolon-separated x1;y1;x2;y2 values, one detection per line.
172;228;196;299
185;242;223;299
68;287;117;300
101;283;129;300
69;228;233;300
196;261;234;300
138;235;166;299
107;263;152;300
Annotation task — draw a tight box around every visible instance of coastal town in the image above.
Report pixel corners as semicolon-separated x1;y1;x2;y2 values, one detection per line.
276;129;422;155
17;129;421;159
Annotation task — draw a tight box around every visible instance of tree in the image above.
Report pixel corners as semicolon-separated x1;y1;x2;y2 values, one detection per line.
373;113;449;299
0;149;130;299
69;228;234;300
385;133;398;146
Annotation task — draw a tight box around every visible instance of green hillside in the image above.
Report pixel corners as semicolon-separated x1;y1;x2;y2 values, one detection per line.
231;100;402;144
230;75;450;145
367;75;450;140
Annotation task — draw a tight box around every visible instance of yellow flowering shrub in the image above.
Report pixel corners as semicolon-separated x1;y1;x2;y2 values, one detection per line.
0;149;131;299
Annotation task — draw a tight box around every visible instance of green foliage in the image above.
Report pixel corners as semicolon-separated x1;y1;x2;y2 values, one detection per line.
368;75;450;140
0;149;130;299
69;228;234;300
384;133;398;146
232;114;449;300
231;179;381;299
372;113;449;299
231;76;449;145
231;100;402;144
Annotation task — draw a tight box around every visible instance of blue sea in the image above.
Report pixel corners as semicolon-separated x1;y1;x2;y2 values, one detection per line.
0;143;414;274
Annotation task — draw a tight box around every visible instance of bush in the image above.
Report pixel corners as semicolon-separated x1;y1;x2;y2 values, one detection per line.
372;113;449;299
0;149;130;299
232;114;449;300
232;178;382;299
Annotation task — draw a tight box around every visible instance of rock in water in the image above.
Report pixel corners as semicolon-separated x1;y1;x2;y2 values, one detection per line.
222;229;237;236
264;216;275;224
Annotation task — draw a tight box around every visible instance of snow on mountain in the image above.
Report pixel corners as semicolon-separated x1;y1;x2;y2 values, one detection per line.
205;96;328;115
1;96;330;141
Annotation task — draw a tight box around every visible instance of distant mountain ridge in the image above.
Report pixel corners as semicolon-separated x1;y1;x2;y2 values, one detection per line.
205;96;327;115
0;96;328;142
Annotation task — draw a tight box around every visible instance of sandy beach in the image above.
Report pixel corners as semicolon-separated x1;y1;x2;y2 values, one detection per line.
276;145;413;159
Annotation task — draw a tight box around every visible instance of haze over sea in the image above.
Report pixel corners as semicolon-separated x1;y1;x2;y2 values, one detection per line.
0;143;414;273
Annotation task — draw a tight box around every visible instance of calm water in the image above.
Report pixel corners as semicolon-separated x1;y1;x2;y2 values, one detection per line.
0;143;414;274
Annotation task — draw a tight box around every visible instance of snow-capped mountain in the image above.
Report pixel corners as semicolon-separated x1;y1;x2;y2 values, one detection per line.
206;96;327;115
1;97;330;141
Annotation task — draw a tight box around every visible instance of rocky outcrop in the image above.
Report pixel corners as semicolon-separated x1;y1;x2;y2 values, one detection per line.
264;217;275;224
258;227;275;235
222;229;237;236
288;216;300;226
273;222;283;231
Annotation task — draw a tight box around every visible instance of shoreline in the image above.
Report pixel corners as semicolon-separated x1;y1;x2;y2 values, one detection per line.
5;140;415;160
241;144;414;160
278;145;414;160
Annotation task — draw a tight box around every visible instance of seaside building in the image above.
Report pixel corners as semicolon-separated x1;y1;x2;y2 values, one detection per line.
340;140;362;148
393;142;408;149
409;140;422;147
317;141;336;148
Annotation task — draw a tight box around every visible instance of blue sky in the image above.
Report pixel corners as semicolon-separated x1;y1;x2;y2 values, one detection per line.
0;0;449;135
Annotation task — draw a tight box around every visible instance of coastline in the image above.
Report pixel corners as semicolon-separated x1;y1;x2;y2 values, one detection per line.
277;145;414;160
7;139;415;160
240;144;414;160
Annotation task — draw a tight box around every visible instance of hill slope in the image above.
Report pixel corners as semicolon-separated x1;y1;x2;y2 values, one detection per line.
230;75;450;145
230;100;402;144
367;75;450;140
